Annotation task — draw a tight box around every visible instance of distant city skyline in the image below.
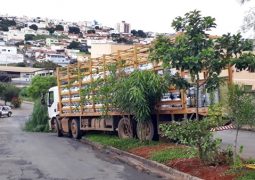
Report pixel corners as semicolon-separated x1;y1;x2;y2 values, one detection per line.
0;0;254;35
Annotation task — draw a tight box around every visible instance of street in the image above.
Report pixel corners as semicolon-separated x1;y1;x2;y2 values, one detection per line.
215;130;255;159
0;102;161;180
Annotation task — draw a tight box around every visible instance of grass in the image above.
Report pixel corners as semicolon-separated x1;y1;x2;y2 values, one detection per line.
237;170;255;180
150;147;197;163
85;133;158;150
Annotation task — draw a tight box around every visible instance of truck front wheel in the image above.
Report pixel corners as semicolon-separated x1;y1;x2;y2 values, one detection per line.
71;119;82;139
55;117;63;137
118;117;133;139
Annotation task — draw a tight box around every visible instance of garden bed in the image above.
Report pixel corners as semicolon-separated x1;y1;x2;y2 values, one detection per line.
85;134;254;180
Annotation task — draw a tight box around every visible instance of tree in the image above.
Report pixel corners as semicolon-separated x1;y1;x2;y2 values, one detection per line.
0;84;20;105
131;29;147;38
46;27;55;34
131;30;137;36
29;24;38;31
87;29;96;34
112;70;168;140
67;41;80;49
55;24;64;31
33;61;59;70
227;84;255;161
27;76;57;99
68;26;80;34
25;34;35;41
150;10;226;120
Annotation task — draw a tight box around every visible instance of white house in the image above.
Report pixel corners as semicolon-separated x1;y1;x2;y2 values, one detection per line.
5;30;25;41
0;46;24;65
46;53;70;66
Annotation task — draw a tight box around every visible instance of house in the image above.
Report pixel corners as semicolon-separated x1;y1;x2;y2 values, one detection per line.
0;46;24;65
0;66;54;87
46;53;70;66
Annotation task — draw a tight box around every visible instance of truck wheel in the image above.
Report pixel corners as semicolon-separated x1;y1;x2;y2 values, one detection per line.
71;119;82;139
55;118;63;137
7;112;11;117
136;120;154;141
118;117;133;139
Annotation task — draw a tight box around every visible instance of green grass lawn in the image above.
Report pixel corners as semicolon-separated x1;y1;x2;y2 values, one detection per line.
85;133;158;150
150;147;197;163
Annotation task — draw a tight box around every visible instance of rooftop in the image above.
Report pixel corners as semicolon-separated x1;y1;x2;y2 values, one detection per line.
0;66;45;73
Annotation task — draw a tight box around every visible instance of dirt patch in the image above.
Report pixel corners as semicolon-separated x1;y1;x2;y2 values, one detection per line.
129;144;239;179
167;158;237;180
128;144;180;158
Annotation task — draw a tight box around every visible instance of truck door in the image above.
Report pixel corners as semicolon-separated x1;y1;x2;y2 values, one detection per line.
47;90;57;119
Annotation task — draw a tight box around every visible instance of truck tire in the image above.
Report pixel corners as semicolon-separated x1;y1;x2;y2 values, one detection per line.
55;118;63;137
71;119;82;139
118;117;133;139
7;112;11;117
136;120;154;141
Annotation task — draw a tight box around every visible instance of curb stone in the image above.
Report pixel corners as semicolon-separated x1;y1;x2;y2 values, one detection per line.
81;138;202;180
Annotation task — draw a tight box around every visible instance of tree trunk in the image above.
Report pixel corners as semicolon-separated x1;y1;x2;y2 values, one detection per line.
196;74;200;120
234;126;240;162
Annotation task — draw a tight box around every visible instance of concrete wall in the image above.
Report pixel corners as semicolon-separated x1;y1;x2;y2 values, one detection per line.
91;43;133;58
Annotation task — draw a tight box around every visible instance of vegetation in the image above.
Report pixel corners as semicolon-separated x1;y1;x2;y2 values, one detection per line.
24;99;49;132
113;70;168;125
33;61;59;70
86;133;158;150
69;26;80;34
150;10;227;120
27;76;57;100
0;83;20;105
227;84;255;161
131;29;147;38
55;24;64;31
160;104;227;165
150;147;197;163
29;24;38;31
0;18;16;31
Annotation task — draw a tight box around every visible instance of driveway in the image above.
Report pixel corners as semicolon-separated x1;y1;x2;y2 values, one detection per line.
214;129;255;159
0;102;161;180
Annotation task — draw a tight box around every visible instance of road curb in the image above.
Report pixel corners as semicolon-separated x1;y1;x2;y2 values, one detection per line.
81;138;201;180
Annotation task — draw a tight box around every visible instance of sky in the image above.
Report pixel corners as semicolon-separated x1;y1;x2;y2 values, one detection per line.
0;0;254;35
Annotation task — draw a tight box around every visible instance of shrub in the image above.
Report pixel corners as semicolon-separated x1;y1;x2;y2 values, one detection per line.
24;99;49;132
11;97;22;108
160;104;225;165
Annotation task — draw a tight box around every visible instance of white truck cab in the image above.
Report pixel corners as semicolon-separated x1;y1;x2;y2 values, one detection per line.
47;86;59;130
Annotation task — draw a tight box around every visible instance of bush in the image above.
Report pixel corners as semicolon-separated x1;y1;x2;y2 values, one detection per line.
24;99;49;132
160;104;225;165
11;97;22;108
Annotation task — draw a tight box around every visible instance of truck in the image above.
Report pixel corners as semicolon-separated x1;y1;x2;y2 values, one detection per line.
46;45;217;140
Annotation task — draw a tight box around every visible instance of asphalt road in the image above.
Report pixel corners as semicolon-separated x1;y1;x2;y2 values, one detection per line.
0;102;161;180
214;130;255;159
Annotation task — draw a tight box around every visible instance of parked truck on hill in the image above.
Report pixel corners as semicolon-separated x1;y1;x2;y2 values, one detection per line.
46;45;219;140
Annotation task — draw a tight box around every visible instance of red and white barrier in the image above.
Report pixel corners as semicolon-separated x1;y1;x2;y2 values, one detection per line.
210;124;235;132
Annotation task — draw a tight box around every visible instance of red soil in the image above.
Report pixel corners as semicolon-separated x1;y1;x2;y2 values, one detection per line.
129;144;237;180
128;144;175;158
167;158;236;180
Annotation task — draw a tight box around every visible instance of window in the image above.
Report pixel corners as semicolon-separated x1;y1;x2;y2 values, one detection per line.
48;91;54;107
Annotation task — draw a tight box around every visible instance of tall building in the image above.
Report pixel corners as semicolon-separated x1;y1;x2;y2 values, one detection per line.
116;21;130;33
